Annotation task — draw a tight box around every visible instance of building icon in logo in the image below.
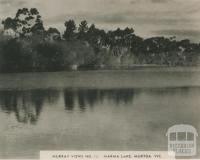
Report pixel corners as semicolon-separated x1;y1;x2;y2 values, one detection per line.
166;124;198;157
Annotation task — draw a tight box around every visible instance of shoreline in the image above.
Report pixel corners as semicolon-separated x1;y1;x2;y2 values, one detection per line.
0;64;200;74
0;67;200;90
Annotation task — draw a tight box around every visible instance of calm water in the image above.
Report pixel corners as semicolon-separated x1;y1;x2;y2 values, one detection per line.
0;67;200;158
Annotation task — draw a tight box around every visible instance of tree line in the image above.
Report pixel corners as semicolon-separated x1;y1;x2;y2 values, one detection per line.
0;8;200;72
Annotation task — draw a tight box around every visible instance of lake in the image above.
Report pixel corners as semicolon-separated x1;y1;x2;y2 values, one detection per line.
0;67;200;159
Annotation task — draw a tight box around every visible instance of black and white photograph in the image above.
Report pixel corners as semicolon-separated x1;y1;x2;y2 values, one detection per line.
0;0;200;159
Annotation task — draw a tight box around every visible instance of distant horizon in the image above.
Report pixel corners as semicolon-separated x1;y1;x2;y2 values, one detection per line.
0;0;200;42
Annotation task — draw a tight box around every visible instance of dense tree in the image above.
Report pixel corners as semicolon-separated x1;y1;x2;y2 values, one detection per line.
36;42;64;71
0;8;200;73
101;27;136;65
78;20;88;40
46;27;61;41
86;24;106;50
61;41;95;69
2;8;45;37
1;39;22;71
63;20;76;41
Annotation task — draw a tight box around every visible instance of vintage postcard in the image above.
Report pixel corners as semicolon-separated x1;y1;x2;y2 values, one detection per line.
0;0;200;159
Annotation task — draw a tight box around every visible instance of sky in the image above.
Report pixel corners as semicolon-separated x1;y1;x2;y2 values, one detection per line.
0;0;200;42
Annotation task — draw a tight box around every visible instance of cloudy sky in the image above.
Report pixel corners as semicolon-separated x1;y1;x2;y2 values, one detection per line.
0;0;200;41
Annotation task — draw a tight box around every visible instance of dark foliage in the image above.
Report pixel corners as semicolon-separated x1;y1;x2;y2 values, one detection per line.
1;8;200;73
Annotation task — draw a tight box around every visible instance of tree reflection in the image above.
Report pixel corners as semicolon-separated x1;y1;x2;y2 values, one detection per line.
0;88;138;123
63;88;136;111
0;89;59;124
64;89;74;111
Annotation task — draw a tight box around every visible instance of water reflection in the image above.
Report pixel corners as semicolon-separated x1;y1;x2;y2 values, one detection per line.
64;89;136;111
0;87;200;124
0;86;200;159
0;89;60;124
0;88;137;123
